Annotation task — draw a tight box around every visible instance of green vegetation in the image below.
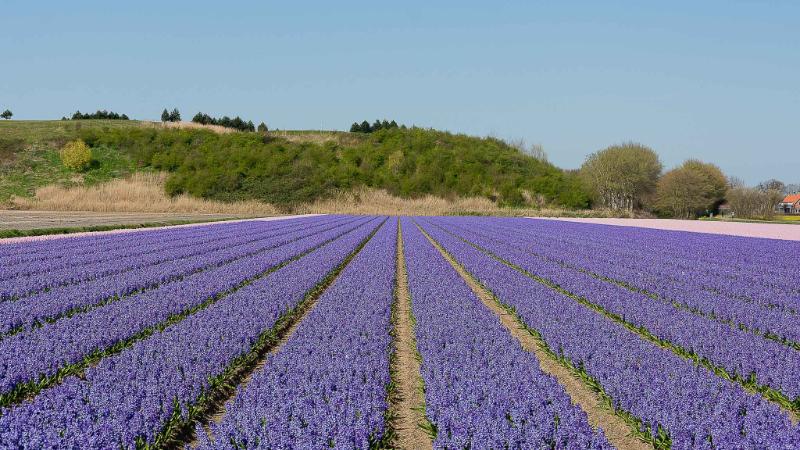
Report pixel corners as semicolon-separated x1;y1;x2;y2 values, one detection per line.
653;160;728;218
579;143;662;211
161;108;181;122
60;139;93;171
1;119;589;209
349;119;401;133
66;110;129;120
0;120;143;203
191;112;256;132
1;110;12;120
77;125;588;208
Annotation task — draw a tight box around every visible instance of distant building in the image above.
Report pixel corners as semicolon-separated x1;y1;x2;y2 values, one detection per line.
777;193;800;214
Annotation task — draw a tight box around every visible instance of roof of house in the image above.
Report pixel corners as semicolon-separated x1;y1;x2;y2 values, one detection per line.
781;193;800;204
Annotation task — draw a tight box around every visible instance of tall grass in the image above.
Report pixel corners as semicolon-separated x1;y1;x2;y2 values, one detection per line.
11;173;278;215
11;173;639;218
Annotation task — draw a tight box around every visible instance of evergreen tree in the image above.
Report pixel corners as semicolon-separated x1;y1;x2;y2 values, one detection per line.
257;122;268;132
161;109;170;122
169;108;181;122
247;120;255;132
350;122;361;133
372;119;382;131
121;114;129;120
360;120;371;133
0;109;11;120
389;120;398;128
381;119;390;129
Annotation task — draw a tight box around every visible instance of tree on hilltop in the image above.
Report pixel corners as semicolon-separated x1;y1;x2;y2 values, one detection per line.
1;109;12;120
161;109;170;122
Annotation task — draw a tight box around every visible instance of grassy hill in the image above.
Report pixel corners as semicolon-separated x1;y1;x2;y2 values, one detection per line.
0;120;589;210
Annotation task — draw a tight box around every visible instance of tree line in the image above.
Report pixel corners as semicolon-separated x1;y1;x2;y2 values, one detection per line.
63;110;129;120
191;112;265;133
160;108;182;122
578;143;795;219
349;119;403;133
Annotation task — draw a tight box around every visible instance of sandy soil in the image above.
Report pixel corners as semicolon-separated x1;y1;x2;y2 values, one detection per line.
533;217;800;241
390;224;434;450
0;213;321;245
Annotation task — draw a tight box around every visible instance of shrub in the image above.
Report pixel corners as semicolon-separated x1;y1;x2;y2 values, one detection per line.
60;139;93;171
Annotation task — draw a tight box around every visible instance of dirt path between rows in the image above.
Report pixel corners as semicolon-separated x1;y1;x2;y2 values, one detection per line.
417;224;649;450
388;224;434;450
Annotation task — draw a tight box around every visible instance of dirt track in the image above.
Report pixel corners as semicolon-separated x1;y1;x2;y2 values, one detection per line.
0;210;241;231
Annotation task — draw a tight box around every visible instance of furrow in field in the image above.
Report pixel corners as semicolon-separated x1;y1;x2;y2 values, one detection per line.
0;216;354;338
428;218;800;412
195;218;397;449
0;216;384;448
386;220;433;450
416;218;799;448
400;218;610;449
416;221;650;450
0;217;373;409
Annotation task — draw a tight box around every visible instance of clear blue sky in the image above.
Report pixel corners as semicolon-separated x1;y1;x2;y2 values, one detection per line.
2;1;798;185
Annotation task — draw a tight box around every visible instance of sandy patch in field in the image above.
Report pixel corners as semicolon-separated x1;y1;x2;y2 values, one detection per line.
0;214;323;245
532;217;800;241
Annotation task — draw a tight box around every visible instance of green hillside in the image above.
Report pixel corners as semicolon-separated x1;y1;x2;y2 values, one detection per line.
0;120;146;203
0;120;589;208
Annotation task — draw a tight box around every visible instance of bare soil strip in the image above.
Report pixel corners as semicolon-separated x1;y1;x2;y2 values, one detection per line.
387;223;434;450
173;219;387;449
417;223;650;450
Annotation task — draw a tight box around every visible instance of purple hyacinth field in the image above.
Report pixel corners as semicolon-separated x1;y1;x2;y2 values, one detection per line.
0;215;798;449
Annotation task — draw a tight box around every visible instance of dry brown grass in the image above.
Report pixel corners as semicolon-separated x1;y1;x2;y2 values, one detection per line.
269;130;366;146
10;172;640;218
142;121;239;134
296;187;643;217
295;187;500;216
11;173;278;215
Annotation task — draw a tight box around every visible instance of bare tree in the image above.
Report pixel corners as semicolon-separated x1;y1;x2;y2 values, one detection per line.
727;186;783;219
727;176;746;189
506;138;548;161
757;179;787;194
